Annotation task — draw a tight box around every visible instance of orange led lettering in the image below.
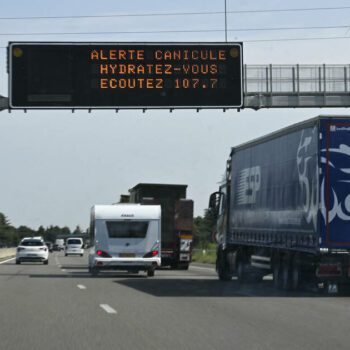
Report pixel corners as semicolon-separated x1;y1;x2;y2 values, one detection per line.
183;50;189;60
100;50;108;60
110;78;117;88
164;65;172;74
137;50;145;60
136;65;145;74
128;65;136;74
100;64;109;74
155;50;162;60
119;50;127;60
119;65;127;74
210;64;218;74
91;50;99;60
164;51;172;60
156;79;163;88
146;79;154;89
173;50;181;60
182;64;190;74
100;78;108;88
137;78;145;88
192;50;199;60
109;64;118;74
109;50;116;60
218;50;226;60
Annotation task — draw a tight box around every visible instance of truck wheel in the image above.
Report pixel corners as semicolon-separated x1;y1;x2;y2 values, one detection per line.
147;269;155;277
237;259;248;283
43;260;48;265
89;267;99;276
291;255;301;291
15;260;20;265
282;256;292;291
179;263;189;270
217;249;232;281
273;257;282;289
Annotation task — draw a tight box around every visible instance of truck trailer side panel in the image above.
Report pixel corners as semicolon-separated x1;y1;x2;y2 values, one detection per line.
229;120;319;251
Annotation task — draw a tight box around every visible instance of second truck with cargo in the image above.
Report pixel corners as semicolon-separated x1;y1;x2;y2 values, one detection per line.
128;183;194;269
209;115;350;292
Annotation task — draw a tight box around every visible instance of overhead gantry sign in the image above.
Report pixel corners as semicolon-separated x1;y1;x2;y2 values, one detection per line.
8;42;243;110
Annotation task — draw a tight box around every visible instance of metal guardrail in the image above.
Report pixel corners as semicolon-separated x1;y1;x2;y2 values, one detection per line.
244;64;350;109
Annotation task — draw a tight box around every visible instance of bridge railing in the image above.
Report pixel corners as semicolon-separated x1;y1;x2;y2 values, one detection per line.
244;64;350;94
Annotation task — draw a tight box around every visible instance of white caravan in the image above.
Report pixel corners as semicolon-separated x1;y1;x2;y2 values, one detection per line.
88;204;161;276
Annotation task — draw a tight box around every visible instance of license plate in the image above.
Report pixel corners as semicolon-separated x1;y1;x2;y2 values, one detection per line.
119;253;135;258
28;254;37;257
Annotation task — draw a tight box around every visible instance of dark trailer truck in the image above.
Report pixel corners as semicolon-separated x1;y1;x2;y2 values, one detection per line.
129;183;194;269
209;115;350;292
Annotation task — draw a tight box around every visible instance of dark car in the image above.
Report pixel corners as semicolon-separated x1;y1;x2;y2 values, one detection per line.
45;242;53;253
52;243;60;251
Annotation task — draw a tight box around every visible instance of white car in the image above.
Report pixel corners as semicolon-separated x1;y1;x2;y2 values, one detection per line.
16;238;49;264
65;238;84;256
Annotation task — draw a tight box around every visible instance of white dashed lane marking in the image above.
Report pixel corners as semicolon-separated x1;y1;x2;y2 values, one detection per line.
77;284;86;290
100;304;117;314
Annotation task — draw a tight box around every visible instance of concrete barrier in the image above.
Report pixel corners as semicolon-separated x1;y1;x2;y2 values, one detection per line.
0;248;16;260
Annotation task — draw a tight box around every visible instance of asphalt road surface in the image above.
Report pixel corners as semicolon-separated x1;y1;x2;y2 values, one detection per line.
1;252;350;350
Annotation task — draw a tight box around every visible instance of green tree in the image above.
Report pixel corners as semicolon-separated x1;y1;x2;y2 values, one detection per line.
193;209;216;249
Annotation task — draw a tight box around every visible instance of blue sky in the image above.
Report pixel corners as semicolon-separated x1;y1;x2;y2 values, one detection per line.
1;0;350;229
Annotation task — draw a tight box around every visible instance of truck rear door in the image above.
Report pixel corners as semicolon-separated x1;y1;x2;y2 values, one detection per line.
322;120;350;247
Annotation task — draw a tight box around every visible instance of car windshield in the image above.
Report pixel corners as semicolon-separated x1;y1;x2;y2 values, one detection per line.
67;239;82;245
20;240;44;247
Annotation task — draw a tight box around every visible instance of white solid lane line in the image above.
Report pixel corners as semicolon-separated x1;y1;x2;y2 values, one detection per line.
0;257;15;265
190;265;215;271
77;284;86;290
100;304;117;314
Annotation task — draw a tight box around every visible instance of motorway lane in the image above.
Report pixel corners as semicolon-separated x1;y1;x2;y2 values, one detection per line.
1;253;350;350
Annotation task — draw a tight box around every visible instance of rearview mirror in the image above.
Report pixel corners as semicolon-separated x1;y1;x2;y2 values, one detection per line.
208;191;223;219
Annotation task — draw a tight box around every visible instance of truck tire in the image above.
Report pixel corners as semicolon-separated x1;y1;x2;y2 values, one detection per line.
147;269;155;277
89;267;99;276
237;259;247;283
291;255;302;291
273;256;282;289
282;255;292;291
217;248;232;281
15;260;20;265
179;263;189;270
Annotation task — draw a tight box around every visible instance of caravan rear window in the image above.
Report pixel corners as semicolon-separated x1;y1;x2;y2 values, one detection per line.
106;221;149;238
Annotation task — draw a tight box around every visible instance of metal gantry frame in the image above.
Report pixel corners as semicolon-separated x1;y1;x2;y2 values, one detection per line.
2;64;350;111
244;64;350;109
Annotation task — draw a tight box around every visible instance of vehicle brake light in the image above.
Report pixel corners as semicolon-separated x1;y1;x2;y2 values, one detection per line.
96;250;111;258
152;250;158;257
17;247;24;252
317;263;342;277
144;250;159;258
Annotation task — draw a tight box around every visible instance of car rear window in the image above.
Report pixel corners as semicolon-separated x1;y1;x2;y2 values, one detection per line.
106;221;149;238
67;239;82;245
21;240;44;246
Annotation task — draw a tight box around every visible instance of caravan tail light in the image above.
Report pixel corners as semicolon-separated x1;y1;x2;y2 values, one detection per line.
144;240;160;258
96;250;111;258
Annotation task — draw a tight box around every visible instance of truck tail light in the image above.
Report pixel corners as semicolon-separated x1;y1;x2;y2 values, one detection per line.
96;250;111;258
317;263;342;277
39;247;47;251
17;247;24;252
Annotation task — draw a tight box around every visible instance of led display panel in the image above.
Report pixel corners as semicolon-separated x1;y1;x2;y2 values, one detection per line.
9;42;243;109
